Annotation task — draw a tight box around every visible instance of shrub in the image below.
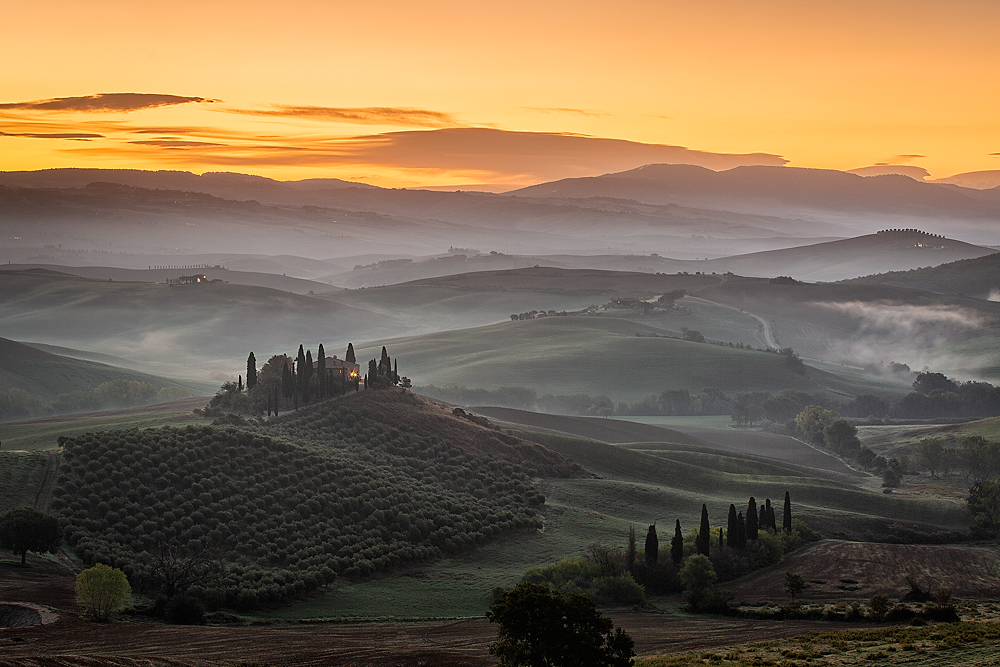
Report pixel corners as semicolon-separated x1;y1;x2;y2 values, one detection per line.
76;563;132;621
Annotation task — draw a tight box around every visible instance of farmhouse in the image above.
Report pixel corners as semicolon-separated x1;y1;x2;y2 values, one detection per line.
178;274;208;284
314;355;361;382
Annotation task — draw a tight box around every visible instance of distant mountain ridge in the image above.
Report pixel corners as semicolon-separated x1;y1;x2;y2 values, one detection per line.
510;164;1000;218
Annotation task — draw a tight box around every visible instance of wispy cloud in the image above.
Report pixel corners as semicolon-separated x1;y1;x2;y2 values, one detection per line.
128;139;229;149
877;154;925;165
523;107;609;118
0;93;219;113
0;130;103;140
224;105;458;127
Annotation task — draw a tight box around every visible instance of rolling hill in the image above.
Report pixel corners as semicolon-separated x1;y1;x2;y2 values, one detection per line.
0;336;203;400
843;251;1000;298
2;264;341;293
0;270;396;382
358;315;905;402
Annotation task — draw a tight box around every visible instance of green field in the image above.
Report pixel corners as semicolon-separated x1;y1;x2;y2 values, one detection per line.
0;408;209;451
357;316;905;403
259;414;966;620
0;336;207;400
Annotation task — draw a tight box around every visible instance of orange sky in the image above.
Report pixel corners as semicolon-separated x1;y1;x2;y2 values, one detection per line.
1;0;997;188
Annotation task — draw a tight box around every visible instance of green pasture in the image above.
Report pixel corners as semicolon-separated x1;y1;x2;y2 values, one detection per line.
264;428;966;620
355;316;902;403
0;409;209;451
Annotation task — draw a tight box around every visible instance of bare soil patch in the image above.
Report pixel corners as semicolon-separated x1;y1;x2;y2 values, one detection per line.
726;539;1000;603
0;551;855;666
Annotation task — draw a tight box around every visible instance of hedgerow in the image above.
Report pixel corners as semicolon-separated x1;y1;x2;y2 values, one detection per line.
51;396;548;610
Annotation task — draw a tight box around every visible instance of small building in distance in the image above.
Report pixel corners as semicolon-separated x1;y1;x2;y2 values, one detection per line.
178;274;208;284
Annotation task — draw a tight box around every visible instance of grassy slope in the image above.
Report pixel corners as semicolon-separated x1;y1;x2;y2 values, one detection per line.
0;337;206;399
843;251;1000;298
0;405;209;451
270;406;965;620
359;316;905;402
0;271;395;380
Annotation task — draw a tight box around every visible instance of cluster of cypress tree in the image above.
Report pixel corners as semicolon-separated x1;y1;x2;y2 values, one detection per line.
215;343;370;417
647;491;793;563
364;346;400;389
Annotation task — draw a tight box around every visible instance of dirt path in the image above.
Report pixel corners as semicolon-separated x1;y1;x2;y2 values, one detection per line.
33;450;60;512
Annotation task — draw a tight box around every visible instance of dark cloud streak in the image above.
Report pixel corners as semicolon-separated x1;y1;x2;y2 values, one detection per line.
0;93;220;113
0;130;103;140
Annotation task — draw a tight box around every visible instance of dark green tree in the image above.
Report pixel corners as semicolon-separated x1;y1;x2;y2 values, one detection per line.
345;342;356;364
0;506;61;564
783;491;792;534
784;571;805;601
670;520;683;565
246;352;257;391
296;345;307;397
758;503;767;531
747;497;758;541
486;582;635;667
765;499;776;531
625;525;636;570
393;359;399;385
726;504;737;549
736;512;747;549
238;375;243;392
718;527;723;552
644;524;658;567
698;504;710;556
968;480;1000;538
304;349;313;402
281;360;292;401
316;344;326;399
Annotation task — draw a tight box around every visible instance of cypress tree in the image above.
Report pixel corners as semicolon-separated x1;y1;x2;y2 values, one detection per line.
266;393;272;417
296;345;307;394
393;359;399;385
247;352;257;391
317;344;326;399
626;525;637;570
718;527;723;552
698;504;710;556
238;375;243;392
759;503;767;531
281;360;292;400
644;524;658;567
783;492;792;534
726;504;737;549
346;343;356;364
765;498;776;531
737;511;747;549
747;497;758;541
304;349;313;402
274;385;279;412
670;519;683;565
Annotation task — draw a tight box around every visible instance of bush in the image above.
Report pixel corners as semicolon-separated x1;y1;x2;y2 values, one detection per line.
76;563;132;622
868;595;891;621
